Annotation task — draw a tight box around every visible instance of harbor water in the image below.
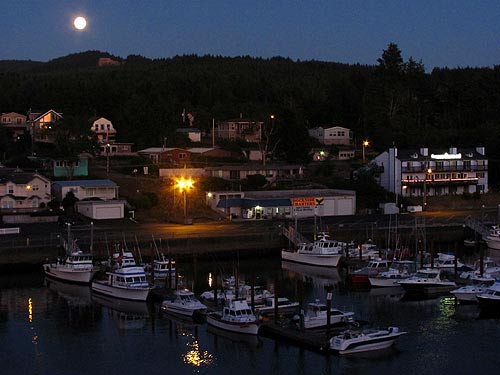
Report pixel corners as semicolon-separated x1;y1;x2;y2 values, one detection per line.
1;252;500;375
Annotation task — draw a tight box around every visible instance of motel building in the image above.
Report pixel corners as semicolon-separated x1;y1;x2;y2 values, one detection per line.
373;147;488;199
205;189;356;220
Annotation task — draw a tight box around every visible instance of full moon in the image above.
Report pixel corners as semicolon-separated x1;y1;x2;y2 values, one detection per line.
73;16;87;30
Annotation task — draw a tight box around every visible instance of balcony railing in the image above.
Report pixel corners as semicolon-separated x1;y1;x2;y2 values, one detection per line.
402;165;488;173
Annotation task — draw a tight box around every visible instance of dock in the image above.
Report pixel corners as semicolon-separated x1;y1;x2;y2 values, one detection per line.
258;318;355;352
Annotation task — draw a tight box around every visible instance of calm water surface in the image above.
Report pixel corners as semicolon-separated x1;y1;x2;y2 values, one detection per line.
1;256;500;375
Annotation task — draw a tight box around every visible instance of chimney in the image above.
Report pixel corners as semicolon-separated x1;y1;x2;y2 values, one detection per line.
449;147;457;154
419;147;428;156
476;146;485;156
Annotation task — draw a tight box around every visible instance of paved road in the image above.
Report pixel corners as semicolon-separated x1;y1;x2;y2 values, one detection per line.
1;206;497;250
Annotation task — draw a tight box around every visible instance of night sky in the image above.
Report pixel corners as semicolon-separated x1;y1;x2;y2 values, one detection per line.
2;0;499;70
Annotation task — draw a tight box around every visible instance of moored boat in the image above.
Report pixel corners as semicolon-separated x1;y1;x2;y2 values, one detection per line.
91;251;153;301
349;259;391;285
369;260;416;288
281;232;346;267
397;268;457;296
206;299;260;335
161;289;207;317
43;237;95;285
302;300;355;329
329;326;406;355
254;296;300;316
451;275;495;304
476;281;500;309
484;226;500;250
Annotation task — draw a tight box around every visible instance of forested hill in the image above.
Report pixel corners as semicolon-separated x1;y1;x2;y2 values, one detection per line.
1;47;500;173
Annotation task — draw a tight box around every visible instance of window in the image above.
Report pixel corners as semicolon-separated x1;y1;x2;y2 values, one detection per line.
32;184;39;191
178;153;186;159
7;185;14;194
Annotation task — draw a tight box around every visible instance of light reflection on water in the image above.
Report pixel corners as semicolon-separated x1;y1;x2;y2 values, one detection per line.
2;257;500;375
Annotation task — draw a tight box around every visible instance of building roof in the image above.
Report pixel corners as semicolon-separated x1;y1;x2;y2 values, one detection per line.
187;147;217;154
217;198;292;208
205;164;304;171
0;168;51;184
138;147;187;154
52;179;118;188
397;147;486;161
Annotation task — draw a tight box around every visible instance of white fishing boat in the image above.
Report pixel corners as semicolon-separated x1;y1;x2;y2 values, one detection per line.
301;300;355;329
369;260;416;288
91;251;153;301
477;281;500;309
43;237;95;285
397;268;457;296
484;226;500;250
424;253;465;270
349;258;391;285
144;255;175;280
281;232;346;267
254;296;300;316
329;326;406;355
348;240;381;260
206;299;260;335
161;289;207;317
451;275;496;304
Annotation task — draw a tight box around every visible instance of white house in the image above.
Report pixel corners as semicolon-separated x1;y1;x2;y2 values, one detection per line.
0;169;52;211
51;179;119;201
90;117;117;144
372;146;488;200
308;126;352;145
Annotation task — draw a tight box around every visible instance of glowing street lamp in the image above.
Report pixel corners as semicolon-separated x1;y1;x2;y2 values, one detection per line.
362;140;369;163
176;177;194;224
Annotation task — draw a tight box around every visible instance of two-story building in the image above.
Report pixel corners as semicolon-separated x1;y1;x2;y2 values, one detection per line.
1;112;29;138
308;126;352;145
90;117;117;143
28;109;63;143
372;147;488;199
0;168;52;212
215;118;263;142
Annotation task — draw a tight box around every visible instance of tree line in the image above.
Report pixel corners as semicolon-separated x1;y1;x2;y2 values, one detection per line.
1;44;500;182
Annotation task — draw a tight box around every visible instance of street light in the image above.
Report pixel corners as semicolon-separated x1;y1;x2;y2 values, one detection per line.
423;166;432;209
176;177;194;224
106;143;111;177
362;140;369;163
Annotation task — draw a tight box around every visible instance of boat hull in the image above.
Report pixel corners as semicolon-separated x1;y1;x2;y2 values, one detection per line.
161;303;206;317
369;277;405;288
91;281;151;301
281;250;342;267
477;296;500;309
206;313;259;335
332;336;400;355
43;264;94;284
398;282;456;296
485;237;500;250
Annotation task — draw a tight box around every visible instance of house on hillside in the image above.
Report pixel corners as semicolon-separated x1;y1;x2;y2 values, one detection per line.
215;117;263;142
51;179;125;219
90;117;116;143
308;126;352;145
1;112;29;138
28;109;63;143
0;168;52;212
204;164;304;184
372;146;488;199
138;147;191;165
